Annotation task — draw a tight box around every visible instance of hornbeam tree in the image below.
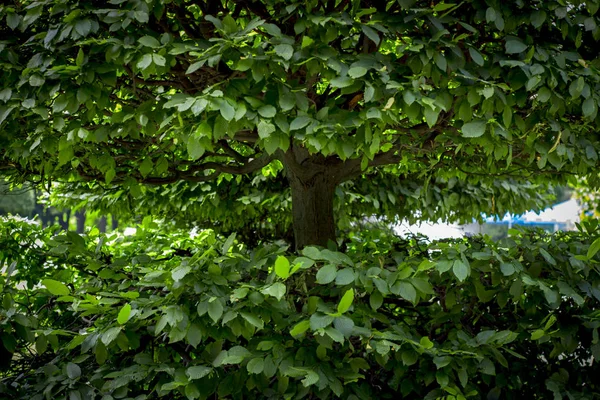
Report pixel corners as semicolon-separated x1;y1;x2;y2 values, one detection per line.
1;0;599;248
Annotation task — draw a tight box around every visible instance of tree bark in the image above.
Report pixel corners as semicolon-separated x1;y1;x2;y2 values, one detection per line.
280;145;343;250
288;172;337;249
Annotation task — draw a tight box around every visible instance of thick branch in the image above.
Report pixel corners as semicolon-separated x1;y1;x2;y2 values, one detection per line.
218;140;248;163
76;153;274;186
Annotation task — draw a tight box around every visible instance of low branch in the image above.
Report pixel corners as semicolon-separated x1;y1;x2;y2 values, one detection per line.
218;140;248;163
231;130;259;143
121;65;186;93
76;153;274;186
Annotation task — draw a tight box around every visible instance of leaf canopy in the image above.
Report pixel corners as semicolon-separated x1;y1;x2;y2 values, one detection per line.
0;0;598;238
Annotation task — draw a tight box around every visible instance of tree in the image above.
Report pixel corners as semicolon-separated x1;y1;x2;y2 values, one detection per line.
1;0;599;248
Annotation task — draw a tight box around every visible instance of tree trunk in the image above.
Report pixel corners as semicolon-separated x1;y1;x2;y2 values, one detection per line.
280;145;346;250
288;173;337;249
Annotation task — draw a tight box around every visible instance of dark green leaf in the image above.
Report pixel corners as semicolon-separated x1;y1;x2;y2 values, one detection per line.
461;120;487;138
505;39;528;54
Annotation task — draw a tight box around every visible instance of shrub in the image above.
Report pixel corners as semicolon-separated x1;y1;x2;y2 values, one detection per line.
1;216;599;399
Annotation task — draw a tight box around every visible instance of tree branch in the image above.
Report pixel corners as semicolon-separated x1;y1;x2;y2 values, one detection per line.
218;140;249;163
75;153;274;186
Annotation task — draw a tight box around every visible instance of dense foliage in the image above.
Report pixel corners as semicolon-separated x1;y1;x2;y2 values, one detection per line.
2;0;600;397
2;216;600;399
1;0;600;246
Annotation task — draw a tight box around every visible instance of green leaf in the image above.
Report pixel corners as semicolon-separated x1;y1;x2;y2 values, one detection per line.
117;304;132;325
335;268;355;285
505;39;528;54
42;279;70;296
290;116;311;130
139;35;161;48
274;44;294;60
257;120;276;138
325;326;344;343
187;365;212;380
187;136;206;160
582;97;597;119
588;237;600;259
218;100;235;121
95;342;107;364
222;233;236;254
247;358;265;374
434;53;447;71
530;10;547;28
101;327;121;346
402;350;418;366
6;13;20;30
469;48;484;66
333;316;355;336
434;3;457;11
0;88;12;102
424;107;440;128
222;346;251;365
302;36;314;48
392;281;417;303
420;336;434;349
403;90;416;105
500;263;516;276
337;288;354;314
348;66;368;78
461;120;487;138
531;329;545;340
137;54;153;70
172;264;192;281
186;384;200;399
74;19;92;36
258;105;277;118
365;84;375;102
330;76;354;88
187;324;202;348
152;54;166;66
361;25;380;45
310;313;334;330
29;74;45;87
452;259;470;281
302;370;320;387
290;320;310;336
35;335;48;354
261;282;286;301
369;291;383;310
539;248;556;266
208;300;223;323
66;362;81;379
275;256;290;279
316;264;337;284
139;157;153;178
240;312;264;329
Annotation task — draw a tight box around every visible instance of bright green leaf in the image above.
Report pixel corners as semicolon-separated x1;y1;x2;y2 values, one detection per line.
117;304;132;325
42;279;70;296
337;288;354;314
